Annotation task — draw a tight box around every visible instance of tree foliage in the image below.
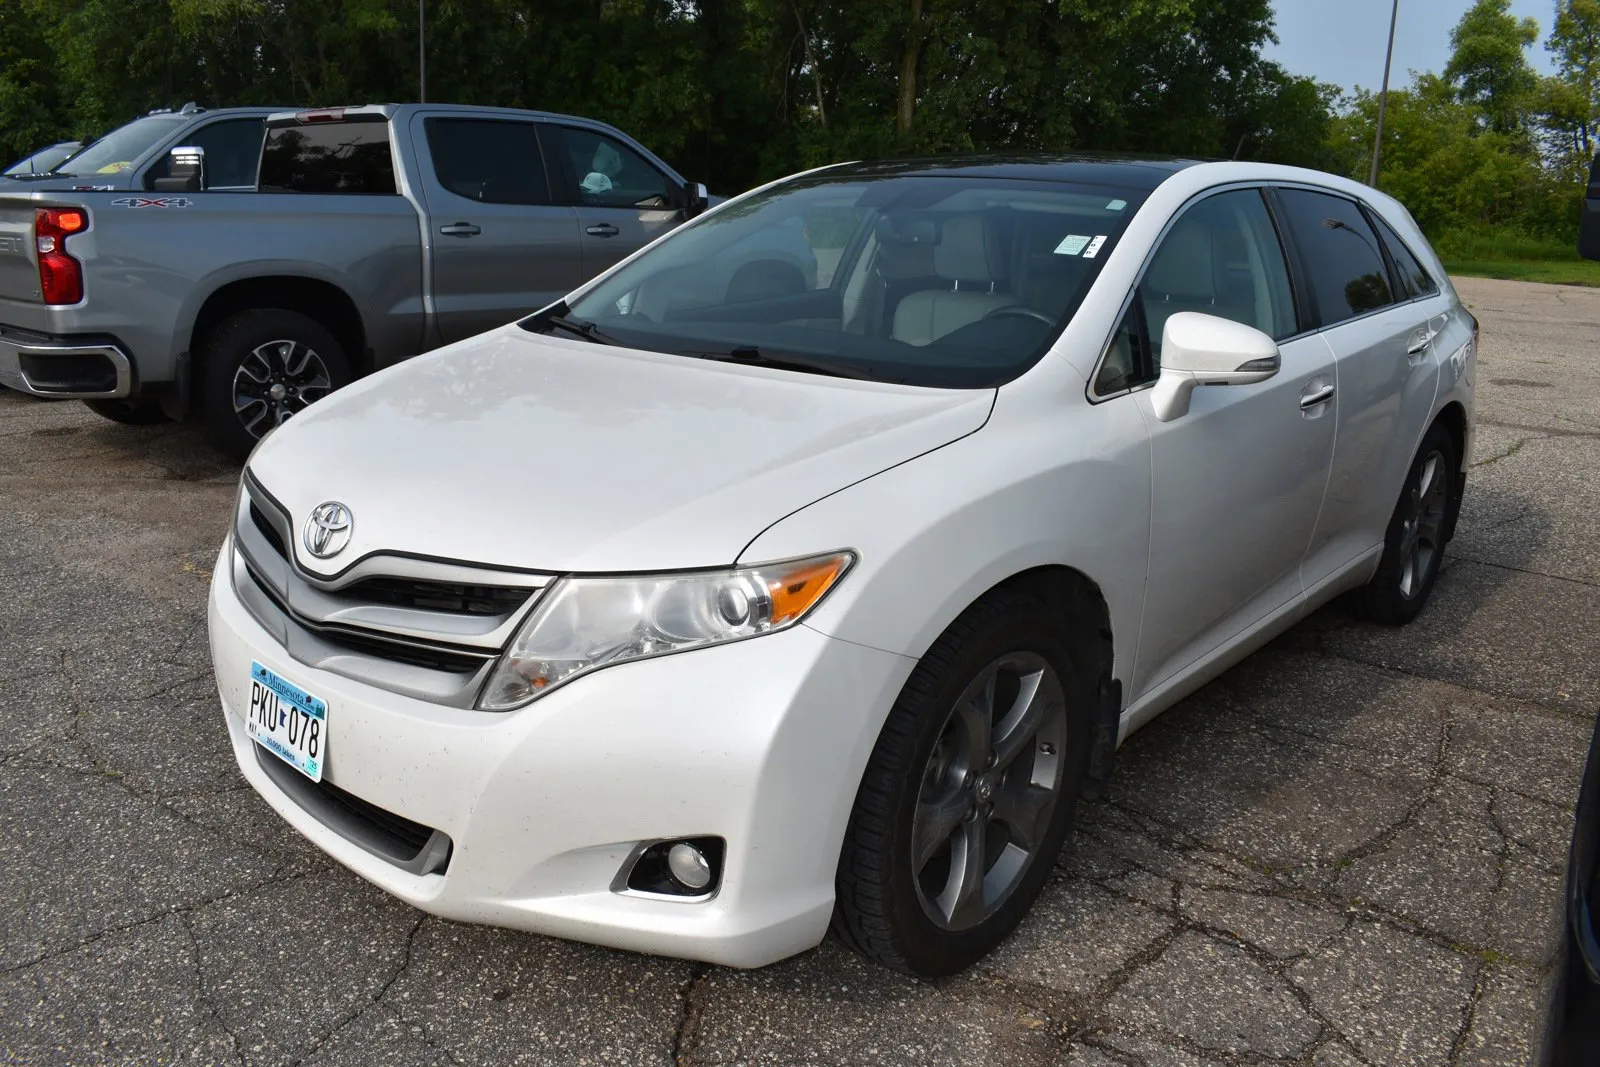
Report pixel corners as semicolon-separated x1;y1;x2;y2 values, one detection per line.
0;0;1332;190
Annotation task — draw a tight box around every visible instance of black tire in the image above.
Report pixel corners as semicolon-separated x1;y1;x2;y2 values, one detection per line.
82;398;169;425
832;587;1102;977
198;308;351;462
1354;422;1462;625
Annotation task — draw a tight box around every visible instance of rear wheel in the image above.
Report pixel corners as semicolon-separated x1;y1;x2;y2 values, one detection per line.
1354;422;1462;625
198;308;351;461
83;398;169;425
832;588;1099;977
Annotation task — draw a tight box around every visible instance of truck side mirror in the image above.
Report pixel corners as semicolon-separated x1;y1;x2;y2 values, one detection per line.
152;145;206;193
682;181;709;219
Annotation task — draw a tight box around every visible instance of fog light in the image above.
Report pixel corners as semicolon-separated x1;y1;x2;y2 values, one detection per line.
621;836;725;898
667;842;712;890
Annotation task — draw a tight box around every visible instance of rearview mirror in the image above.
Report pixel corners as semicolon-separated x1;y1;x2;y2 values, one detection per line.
1150;311;1281;422
682;181;709;219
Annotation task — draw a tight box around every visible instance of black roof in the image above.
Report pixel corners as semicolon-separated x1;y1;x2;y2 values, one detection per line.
817;154;1207;191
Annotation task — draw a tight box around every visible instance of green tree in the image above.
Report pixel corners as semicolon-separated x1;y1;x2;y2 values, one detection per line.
1444;0;1539;134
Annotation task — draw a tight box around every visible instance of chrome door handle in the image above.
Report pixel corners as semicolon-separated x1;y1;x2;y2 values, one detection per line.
586;223;620;237
1299;384;1336;410
439;222;481;237
1406;332;1434;356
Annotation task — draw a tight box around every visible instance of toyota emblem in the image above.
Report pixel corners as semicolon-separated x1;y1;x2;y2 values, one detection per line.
303;501;353;559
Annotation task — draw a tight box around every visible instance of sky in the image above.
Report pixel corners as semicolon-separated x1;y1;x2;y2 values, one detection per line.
1265;0;1558;94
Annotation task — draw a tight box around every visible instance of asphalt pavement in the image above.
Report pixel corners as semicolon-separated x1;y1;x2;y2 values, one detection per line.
1;275;1596;1066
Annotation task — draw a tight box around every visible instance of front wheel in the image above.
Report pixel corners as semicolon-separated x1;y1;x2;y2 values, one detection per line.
1354;422;1462;625
198;308;351;462
832;588;1098;977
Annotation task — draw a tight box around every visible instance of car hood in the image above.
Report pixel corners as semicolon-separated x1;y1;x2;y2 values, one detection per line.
247;326;993;576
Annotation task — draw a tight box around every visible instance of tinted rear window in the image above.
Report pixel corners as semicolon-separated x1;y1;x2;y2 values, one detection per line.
1370;213;1437;299
260;122;396;194
1276;188;1394;326
423;118;550;205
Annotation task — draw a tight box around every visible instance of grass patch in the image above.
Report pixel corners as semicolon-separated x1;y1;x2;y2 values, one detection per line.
1433;225;1600;285
1442;258;1600;285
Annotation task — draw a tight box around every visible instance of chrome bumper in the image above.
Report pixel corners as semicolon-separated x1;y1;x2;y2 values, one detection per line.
0;332;132;398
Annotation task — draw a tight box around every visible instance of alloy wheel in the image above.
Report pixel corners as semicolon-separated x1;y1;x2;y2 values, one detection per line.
1398;450;1448;600
232;339;333;439
911;651;1068;931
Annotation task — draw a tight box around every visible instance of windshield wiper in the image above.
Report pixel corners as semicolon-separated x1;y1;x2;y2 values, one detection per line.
541;313;621;346
688;345;885;382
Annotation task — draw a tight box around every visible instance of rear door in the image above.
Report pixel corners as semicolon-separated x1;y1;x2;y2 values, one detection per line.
410;115;582;345
1272;188;1443;590
543;124;684;279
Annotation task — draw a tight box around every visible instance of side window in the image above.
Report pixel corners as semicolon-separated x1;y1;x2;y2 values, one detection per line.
1094;302;1149;395
1136;188;1296;368
144;118;264;190
423;118;550;205
259;122;397;194
557;127;673;209
1369;213;1438;299
1276;189;1395;325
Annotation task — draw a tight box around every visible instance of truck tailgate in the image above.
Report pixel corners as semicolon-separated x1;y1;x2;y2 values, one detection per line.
0;198;40;305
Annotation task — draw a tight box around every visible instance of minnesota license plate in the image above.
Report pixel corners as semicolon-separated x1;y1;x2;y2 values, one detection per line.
245;661;327;782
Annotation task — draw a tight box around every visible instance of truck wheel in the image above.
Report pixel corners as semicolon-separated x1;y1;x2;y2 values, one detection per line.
83;399;170;425
199;309;351;461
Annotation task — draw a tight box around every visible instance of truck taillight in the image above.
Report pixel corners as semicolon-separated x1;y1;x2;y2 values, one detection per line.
35;207;86;305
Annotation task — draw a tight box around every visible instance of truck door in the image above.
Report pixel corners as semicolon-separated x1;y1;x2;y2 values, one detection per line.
542;124;686;280
410;114;582;346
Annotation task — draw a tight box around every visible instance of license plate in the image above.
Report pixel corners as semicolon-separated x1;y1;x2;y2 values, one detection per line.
245;661;327;782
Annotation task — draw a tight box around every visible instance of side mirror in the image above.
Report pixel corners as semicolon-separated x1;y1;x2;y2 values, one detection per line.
682;181;709;219
1150;311;1281;422
151;145;205;193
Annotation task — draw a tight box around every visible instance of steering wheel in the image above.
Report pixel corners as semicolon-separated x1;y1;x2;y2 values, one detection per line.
984;305;1056;327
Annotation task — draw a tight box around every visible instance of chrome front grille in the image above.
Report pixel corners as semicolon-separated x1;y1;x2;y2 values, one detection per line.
231;472;550;708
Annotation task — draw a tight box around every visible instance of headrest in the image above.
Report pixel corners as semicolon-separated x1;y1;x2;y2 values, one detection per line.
934;215;1006;284
1144;220;1215;301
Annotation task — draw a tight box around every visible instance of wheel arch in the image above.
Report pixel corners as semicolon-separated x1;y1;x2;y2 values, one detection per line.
189;275;369;387
1431;400;1470;543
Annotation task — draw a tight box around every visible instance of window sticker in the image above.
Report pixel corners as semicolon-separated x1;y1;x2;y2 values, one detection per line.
1106;199;1127;211
1082;234;1108;258
1054;234;1091;256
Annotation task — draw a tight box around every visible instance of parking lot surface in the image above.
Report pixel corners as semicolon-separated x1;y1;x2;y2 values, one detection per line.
1;275;1596;1066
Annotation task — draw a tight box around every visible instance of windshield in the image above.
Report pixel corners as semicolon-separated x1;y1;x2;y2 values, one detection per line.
4;143;78;176
534;172;1144;388
55;115;186;177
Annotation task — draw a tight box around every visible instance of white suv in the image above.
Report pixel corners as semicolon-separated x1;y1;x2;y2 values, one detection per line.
208;157;1475;977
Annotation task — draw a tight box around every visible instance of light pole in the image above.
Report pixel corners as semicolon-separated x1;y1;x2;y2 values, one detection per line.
418;0;427;103
1369;0;1399;187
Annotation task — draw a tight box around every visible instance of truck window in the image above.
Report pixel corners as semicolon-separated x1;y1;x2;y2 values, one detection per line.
143;118;265;190
554;127;673;209
259;121;397;194
423;118;551;205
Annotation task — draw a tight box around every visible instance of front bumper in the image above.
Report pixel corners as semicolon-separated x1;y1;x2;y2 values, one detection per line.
208;543;915;968
0;324;132;398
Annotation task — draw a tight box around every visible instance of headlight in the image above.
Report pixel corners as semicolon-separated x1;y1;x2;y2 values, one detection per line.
477;552;854;710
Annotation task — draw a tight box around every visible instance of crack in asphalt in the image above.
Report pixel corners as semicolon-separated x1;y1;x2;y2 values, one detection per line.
180;910;248;1067
291;913;428;1066
671;965;712;1066
1445;553;1599;589
0;870;307;978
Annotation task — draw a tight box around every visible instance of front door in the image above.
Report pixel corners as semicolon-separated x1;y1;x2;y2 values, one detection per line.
544;124;685;279
1117;188;1337;698
410;114;582;346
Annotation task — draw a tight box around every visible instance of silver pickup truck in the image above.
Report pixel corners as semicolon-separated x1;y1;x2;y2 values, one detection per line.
0;103;751;457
